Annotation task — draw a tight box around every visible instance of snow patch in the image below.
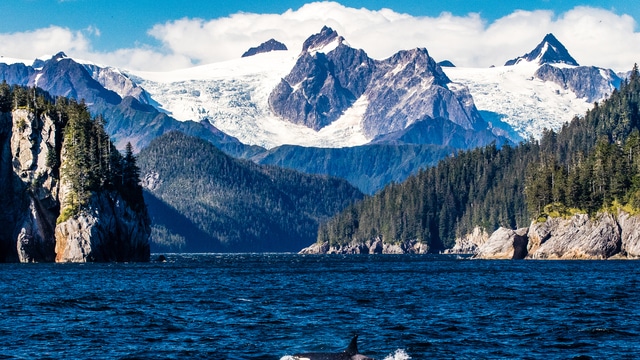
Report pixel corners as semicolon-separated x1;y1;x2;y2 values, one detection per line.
307;37;341;56
130;50;369;149
0;56;31;66
444;62;592;140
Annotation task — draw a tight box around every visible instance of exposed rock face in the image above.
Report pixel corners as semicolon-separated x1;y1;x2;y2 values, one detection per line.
83;64;152;105
242;39;288;57
617;212;640;258
269;26;484;139
269;30;374;130
528;213;620;259
474;227;529;259
0;108;150;262
445;226;489;254
535;65;621;103
299;238;429;254
1;110;60;262
55;191;150;262
468;211;640;260
505;33;579;66
362;48;482;137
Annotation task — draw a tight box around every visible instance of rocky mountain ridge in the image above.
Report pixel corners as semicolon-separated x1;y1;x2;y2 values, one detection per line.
268;26;486;140
242;39;288;58
505;33;579;66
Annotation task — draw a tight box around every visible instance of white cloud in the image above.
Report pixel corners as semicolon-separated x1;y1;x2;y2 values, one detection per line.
0;26;91;60
1;2;639;72
145;2;640;72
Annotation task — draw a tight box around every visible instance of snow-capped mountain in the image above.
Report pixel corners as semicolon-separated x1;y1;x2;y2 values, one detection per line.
444;33;620;141
131;27;489;149
505;33;579;67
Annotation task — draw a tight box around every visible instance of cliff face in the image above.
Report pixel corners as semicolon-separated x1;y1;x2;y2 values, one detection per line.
470;211;640;260
55;191;150;262
1;109;59;262
0;109;150;262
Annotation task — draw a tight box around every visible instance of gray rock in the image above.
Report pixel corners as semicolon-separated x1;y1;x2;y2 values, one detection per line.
55;191;150;262
474;227;529;259
505;33;579;66
242;39;288;57
617;211;640;258
446;226;489;254
535;64;621;103
268;27;483;139
299;238;428;254
528;213;620;259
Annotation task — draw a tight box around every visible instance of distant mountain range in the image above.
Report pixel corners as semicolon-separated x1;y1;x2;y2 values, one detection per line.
0;28;625;193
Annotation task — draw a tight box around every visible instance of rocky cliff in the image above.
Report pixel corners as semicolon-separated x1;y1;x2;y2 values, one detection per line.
465;211;640;259
0;107;150;262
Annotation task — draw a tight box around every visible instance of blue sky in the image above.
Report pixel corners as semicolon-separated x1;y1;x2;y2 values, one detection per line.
1;1;639;71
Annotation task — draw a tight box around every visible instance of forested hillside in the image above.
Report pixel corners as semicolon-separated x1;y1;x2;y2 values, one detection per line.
317;66;640;251
137;131;364;252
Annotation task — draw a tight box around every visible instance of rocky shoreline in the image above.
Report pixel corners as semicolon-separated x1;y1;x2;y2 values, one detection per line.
299;238;429;254
457;211;640;259
302;211;640;259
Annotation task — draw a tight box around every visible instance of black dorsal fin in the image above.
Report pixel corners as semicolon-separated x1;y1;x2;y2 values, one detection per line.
345;334;358;355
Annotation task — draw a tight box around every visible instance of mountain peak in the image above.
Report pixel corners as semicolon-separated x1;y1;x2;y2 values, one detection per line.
241;39;288;58
301;26;345;54
505;33;579;66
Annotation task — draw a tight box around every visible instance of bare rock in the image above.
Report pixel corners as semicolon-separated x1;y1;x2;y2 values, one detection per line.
474;227;529;259
55;191;150;262
299;238;429;254
528;213;620;259
446;226;489;254
617;211;640;258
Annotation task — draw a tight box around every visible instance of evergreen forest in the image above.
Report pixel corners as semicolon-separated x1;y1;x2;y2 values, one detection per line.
0;81;145;221
318;66;640;250
136;131;364;252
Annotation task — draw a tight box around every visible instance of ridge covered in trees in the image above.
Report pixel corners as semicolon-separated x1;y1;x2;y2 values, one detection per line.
137;131;364;252
318;65;640;251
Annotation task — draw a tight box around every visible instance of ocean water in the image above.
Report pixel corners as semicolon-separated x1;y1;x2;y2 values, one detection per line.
0;254;639;359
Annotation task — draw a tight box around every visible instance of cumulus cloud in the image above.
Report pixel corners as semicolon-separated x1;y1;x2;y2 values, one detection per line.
146;2;640;71
0;26;91;60
1;2;639;72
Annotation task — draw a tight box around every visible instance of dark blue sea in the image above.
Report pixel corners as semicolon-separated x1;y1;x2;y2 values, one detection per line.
1;254;639;359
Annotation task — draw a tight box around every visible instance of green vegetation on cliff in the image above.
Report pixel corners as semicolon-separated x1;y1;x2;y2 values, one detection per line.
319;66;640;250
0;82;145;222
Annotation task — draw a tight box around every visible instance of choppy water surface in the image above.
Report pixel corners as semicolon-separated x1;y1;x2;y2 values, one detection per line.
0;254;639;359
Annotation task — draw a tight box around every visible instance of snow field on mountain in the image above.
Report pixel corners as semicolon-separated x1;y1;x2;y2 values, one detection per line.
130;51;371;149
444;62;593;140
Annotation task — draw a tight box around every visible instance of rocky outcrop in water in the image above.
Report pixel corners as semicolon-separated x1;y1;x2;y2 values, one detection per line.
299;238;429;254
462;211;640;259
55;191;150;262
0;107;150;262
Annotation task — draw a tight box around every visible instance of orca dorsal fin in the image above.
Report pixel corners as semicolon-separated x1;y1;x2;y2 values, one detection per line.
345;335;358;355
